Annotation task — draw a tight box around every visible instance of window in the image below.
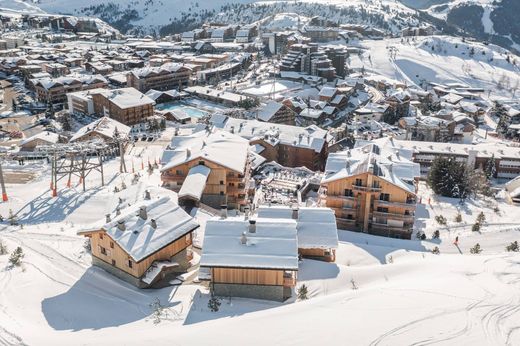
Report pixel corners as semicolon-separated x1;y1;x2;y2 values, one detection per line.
347;214;353;220
220;191;224;196
110;241;114;249
377;207;389;213
111;259;116;266
344;189;353;197
176;169;183;175
379;193;390;202
100;246;107;255
372;181;380;188
228;182;234;187
220;180;224;185
128;260;133;268
355;178;363;186
99;233;103;240
198;160;205;165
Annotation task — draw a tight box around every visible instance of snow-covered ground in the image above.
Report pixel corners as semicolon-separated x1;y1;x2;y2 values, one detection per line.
350;35;520;100
1;137;520;346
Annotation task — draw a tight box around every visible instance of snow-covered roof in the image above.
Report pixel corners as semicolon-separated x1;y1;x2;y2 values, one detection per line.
131;63;191;79
257;206;338;249
101;197;199;262
19;131;60;147
211;116;330;153
94;88;155;109
178;165;211;201
257;101;284;122
70;116;131;142
322;138;420;194
200;217;298;270
161;127;250;174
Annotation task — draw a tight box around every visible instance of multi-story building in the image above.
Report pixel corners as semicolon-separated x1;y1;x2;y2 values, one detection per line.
160;127;252;210
279;43;336;81
210;115;331;171
200;214;298;301
378;137;520;180
320;141;420;239
32;74;108;104
127;63;192;92
78;197;199;288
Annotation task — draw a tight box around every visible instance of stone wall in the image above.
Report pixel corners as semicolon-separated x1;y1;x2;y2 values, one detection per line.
212;283;287;302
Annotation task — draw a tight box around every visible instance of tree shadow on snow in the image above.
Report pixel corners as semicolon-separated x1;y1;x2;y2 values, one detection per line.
184;289;281;325
16;175;119;225
41;267;177;331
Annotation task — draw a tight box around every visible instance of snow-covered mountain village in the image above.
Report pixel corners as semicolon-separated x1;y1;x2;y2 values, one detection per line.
0;0;520;345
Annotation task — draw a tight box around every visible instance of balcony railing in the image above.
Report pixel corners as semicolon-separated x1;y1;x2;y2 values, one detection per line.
374;199;417;208
372;211;415;221
351;184;382;192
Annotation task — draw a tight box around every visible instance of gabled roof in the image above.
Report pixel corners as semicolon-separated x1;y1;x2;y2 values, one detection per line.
257;206;338;249
160;127;250;173
200;217;298;270
257;101;284;122
100;197;199;262
70;116;130;142
322;138;419;194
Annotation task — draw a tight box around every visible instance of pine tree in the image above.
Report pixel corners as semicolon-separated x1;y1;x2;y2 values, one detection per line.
428;157;470;199
0;239;7;255
297;284;309;300
9;247;24;266
472;222;481;233
455;213;462;223
476;212;486;224
506;241;519;252
208;296;221;312
470;243;482;254
484;155;496;179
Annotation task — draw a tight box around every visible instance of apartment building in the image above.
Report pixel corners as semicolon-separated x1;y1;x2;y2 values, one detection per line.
320;141;420;239
127;63;192;92
210;115;331;171
32;74;107;104
160;127;252;210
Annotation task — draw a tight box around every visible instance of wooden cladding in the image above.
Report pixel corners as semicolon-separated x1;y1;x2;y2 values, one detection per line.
211;267;285;286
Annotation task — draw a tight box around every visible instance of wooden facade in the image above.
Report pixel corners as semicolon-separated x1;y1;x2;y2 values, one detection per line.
161;157;251;210
127;66;192;93
251;138;328;171
84;230;193;279
211;267;297;287
91;93;154;125
321;172;417;239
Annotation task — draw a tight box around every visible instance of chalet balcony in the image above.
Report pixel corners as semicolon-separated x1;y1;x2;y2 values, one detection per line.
369;222;408;231
372;211;415;222
374;199;417;208
326;194;355;202
351;184;382;192
161;173;185;182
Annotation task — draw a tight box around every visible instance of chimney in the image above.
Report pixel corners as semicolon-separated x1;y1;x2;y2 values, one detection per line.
240;231;247;245
244;206;250;220
139;206;147;220
186;148;191;158
248;219;256;233
116;207;121;216
292;205;299;220
117;219;126;231
220;205;228;219
106;214;111;223
150;218;157;229
144;190;151;200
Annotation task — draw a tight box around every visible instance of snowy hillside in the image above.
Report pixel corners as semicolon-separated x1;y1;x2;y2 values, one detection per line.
0;0;422;35
350;35;520;99
405;0;520;52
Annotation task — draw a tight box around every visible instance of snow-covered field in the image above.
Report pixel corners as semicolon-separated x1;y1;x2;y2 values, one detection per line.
1;134;520;346
350;35;520;100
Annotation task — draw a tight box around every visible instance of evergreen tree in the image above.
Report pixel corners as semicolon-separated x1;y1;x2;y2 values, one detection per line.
506;241;519;252
476;211;486;224
9;247;24;266
0;239;7;255
297;284;309;300
427;157;470;199
470;243;482;254
484;155;496;179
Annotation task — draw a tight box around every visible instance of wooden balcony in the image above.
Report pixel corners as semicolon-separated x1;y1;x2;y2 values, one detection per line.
351;184;382;192
372;211;415;221
374;199;416;208
325;194;355;202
